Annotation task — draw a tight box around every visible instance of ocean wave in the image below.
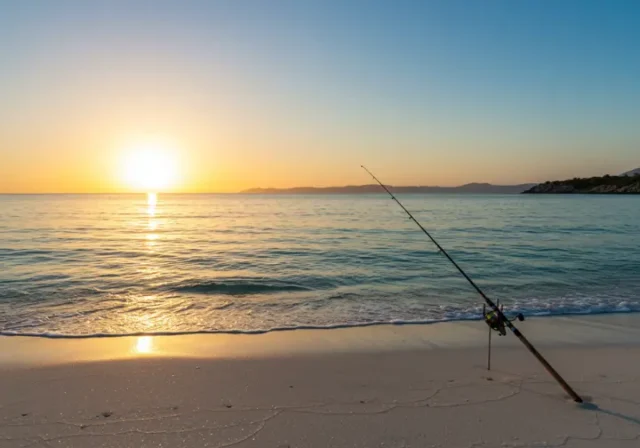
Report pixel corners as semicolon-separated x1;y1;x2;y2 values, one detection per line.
3;194;640;339
164;279;313;295
2;306;638;339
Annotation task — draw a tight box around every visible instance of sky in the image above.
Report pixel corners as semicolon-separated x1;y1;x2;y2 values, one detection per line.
1;0;639;193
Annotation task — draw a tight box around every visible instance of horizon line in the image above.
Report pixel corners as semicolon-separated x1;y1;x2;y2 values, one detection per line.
0;181;539;195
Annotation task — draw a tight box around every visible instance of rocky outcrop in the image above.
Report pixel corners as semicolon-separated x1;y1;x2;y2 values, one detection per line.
523;174;640;194
621;167;640;177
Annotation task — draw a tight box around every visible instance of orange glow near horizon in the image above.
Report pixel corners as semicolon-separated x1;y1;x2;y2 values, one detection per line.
3;2;639;194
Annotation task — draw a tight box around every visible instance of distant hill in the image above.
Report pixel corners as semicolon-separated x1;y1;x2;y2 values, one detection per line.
241;183;536;194
621;167;640;177
524;174;640;194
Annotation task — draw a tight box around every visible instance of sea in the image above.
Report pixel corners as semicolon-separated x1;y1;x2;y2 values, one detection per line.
1;193;639;337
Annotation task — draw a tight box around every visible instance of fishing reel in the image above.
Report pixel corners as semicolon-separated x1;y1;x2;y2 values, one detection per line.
482;302;525;372
482;303;524;336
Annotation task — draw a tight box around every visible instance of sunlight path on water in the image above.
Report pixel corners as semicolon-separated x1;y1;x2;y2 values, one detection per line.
0;194;639;336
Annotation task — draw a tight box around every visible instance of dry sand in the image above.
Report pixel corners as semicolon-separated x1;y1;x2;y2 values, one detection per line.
1;315;639;447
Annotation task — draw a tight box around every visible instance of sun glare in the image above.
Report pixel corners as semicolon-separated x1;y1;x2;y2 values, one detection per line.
135;336;154;354
122;142;179;191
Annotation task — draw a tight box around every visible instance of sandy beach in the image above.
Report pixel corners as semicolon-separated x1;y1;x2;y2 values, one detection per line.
1;314;639;448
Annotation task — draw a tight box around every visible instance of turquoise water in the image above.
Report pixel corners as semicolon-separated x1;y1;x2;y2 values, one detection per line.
1;194;639;337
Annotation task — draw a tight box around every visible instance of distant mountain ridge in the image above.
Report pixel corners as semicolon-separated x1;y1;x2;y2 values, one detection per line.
242;183;536;194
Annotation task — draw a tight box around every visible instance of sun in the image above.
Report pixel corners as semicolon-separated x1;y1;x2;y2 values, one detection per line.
121;141;180;191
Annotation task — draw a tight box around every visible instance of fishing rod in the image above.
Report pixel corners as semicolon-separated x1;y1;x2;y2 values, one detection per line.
361;165;583;403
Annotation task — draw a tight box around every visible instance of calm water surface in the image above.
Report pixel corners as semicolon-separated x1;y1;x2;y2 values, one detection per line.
1;194;639;336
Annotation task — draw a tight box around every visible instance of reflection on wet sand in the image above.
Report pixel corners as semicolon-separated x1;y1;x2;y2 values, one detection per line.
134;336;154;354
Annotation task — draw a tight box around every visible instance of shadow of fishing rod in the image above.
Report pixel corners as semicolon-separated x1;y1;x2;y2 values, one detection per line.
361;165;583;403
581;402;640;426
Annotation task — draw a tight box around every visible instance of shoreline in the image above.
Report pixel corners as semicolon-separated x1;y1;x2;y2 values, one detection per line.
2;313;639;369
3;309;640;340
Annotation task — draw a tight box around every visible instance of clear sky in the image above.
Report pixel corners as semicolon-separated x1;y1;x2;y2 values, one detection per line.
1;0;639;193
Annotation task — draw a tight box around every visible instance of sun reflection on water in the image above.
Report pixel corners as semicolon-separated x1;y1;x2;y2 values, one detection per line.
146;193;159;245
147;192;157;217
147;192;157;206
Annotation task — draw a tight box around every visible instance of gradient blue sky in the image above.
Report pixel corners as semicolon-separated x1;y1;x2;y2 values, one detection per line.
1;0;639;192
